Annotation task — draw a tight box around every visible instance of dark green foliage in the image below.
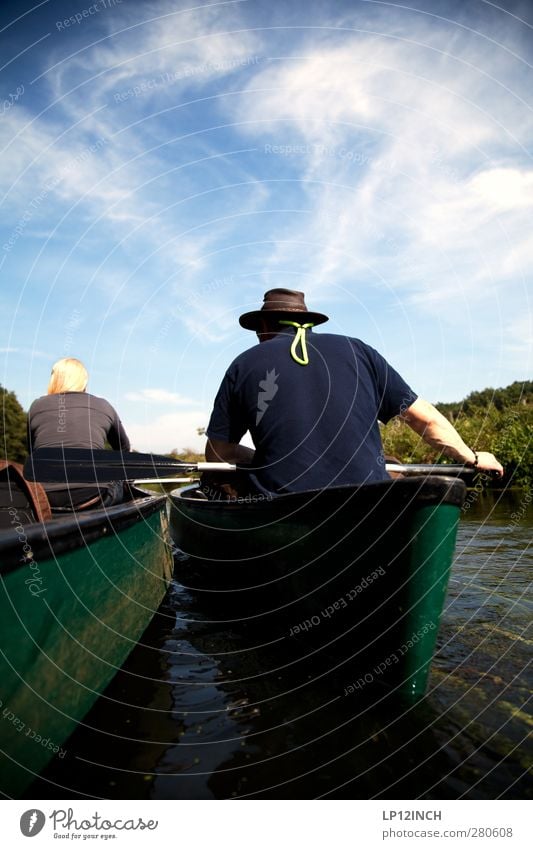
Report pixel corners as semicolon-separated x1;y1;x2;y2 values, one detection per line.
0;384;27;463
381;380;532;487
437;380;533;418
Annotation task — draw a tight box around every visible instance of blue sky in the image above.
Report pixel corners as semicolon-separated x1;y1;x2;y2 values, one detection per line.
1;0;532;453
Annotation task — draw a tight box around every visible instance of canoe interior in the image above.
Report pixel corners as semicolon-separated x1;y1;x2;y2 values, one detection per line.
169;476;466;704
0;488;173;798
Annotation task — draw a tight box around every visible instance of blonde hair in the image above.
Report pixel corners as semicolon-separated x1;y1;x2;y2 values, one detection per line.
47;358;89;394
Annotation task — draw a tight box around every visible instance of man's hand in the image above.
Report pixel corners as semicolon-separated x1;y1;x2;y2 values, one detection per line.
474;451;504;476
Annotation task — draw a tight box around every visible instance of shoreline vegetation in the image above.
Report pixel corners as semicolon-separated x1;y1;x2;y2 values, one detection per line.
2;380;531;488
381;380;532;488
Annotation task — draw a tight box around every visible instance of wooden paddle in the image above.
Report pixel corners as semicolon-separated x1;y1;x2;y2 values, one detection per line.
23;448;477;484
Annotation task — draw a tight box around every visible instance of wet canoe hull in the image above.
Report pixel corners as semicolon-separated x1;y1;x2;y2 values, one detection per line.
169;476;466;704
0;492;173;798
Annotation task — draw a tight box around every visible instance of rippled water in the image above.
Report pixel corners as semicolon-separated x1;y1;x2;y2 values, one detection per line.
30;490;532;799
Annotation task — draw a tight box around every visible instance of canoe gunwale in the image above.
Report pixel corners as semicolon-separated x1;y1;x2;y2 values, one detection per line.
0;488;168;574
170;475;467;518
168;475;466;571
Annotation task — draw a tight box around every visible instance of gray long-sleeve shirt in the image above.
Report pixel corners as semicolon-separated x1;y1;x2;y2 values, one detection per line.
27;392;130;508
28;391;130;452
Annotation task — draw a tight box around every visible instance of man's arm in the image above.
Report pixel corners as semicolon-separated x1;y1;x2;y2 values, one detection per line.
205;438;255;465
400;398;504;475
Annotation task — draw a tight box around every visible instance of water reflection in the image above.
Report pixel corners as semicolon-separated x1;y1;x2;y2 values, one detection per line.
30;491;532;799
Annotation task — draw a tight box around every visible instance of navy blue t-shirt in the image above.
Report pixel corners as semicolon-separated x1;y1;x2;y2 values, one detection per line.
207;330;417;492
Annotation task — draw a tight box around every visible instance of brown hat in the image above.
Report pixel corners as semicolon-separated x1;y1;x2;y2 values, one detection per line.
239;288;329;331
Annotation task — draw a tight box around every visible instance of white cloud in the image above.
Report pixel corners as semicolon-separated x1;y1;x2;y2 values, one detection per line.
45;1;261;107
469;167;533;210
125;387;193;405
0;1;263;317
126;409;208;454
2;0;531;410
503;315;533;355
225;26;533;328
0;347;51;359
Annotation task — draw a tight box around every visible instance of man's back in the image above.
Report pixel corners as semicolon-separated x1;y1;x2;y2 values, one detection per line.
207;329;417;492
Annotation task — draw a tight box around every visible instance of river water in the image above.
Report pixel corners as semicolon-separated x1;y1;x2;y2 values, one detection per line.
29;490;532;799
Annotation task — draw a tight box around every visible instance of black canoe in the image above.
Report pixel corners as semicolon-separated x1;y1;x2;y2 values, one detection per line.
169;475;466;704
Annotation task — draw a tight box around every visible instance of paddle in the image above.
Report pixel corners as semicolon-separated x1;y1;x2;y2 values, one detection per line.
385;463;477;475
23;448;235;484
23;448;478;484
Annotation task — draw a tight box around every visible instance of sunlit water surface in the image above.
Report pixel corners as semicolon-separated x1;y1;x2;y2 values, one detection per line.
30;490;532;799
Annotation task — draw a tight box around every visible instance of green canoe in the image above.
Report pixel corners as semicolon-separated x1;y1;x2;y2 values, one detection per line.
0;483;173;798
169;475;466;704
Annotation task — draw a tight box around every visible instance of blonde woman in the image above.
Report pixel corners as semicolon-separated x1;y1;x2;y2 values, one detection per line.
28;358;130;509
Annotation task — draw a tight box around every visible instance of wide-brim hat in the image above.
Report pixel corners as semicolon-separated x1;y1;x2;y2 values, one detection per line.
239;288;329;331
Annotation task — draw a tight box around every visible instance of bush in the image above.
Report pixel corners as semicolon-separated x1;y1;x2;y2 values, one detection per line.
381;390;532;487
1;385;28;463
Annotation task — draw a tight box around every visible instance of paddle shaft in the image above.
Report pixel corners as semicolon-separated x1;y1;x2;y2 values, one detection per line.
386;464;475;475
23;448;235;483
24;448;478;484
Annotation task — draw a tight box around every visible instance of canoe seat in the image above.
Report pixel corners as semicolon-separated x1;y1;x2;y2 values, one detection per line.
190;489;209;500
0;460;52;528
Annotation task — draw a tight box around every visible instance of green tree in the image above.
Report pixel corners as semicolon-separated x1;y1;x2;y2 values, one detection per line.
381;380;532;487
0;384;28;462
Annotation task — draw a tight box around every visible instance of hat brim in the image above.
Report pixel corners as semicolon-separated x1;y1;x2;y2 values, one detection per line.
239;309;329;331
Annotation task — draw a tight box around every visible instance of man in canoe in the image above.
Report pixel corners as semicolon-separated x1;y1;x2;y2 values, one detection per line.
27;357;131;509
205;289;503;494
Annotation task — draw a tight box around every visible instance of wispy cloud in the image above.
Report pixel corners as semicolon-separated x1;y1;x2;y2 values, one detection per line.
0;0;264;322
228;22;533;324
1;0;531;419
0;347;51;359
125;387;194;405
